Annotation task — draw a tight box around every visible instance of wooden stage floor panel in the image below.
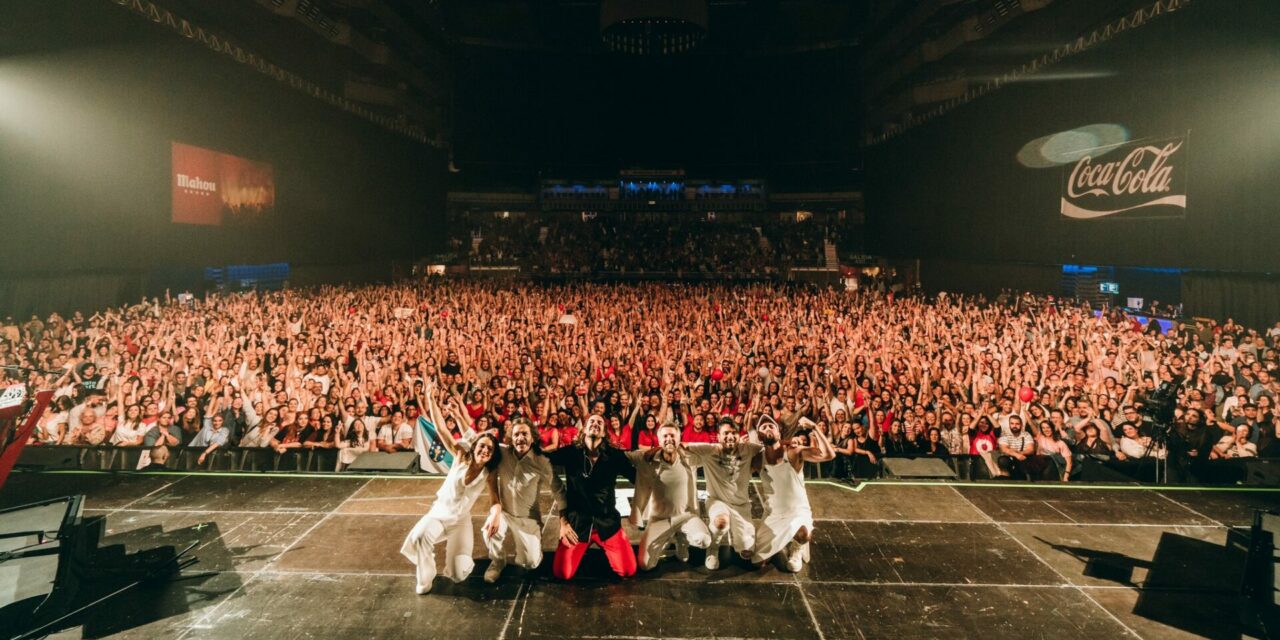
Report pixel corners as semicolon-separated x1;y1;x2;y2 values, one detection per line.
2;473;1273;640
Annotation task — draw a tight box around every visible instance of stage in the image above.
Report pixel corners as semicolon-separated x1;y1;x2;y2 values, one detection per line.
3;472;1276;640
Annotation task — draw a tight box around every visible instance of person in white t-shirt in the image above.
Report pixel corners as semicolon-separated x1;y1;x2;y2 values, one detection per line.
627;422;711;571
684;418;762;570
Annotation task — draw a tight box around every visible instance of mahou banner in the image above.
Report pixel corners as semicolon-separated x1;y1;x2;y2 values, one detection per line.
1060;134;1188;220
172;142;276;225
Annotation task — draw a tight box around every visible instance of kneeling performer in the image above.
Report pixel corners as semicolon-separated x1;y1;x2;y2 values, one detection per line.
753;417;834;572
548;414;638;580
627;422;711;570
401;382;500;594
483;418;559;583
684;418;762;570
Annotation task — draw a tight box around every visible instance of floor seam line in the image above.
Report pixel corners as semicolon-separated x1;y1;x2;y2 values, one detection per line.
792;575;827;640
949;486;1144;639
175;477;371;639
1152;490;1226;528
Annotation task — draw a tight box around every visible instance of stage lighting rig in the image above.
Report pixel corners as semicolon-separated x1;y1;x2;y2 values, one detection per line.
600;0;708;55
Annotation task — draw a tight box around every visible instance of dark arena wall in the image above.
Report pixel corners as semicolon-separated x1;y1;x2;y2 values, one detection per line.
865;1;1280;276
0;1;447;279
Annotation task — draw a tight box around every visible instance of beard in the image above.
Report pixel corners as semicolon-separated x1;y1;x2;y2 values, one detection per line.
760;433;778;446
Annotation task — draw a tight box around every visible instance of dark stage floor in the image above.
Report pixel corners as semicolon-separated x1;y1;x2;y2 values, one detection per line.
3;472;1277;640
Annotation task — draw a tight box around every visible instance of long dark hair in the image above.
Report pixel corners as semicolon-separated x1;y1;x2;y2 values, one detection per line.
506;418;543;456
468;431;503;471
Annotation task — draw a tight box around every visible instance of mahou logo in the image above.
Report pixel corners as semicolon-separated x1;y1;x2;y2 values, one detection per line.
1060;135;1188;219
176;173;218;195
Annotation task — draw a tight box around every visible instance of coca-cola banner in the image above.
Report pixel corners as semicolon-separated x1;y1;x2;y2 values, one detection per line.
171;142;275;225
1060;134;1188;220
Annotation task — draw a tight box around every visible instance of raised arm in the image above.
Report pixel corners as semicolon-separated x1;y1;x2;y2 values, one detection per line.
799;423;836;463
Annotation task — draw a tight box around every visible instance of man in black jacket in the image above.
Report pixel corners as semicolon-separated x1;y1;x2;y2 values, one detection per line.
548;414;637;580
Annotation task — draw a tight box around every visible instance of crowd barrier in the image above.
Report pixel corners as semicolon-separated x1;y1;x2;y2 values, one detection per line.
12;445;1280;485
14;445;420;474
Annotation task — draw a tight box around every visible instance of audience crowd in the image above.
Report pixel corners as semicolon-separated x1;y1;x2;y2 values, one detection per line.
1;282;1278;482
451;217;828;272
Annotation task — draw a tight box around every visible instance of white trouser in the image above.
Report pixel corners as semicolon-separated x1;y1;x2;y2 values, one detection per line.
752;509;814;564
638;512;712;570
482;512;543;569
706;500;755;555
400;511;474;591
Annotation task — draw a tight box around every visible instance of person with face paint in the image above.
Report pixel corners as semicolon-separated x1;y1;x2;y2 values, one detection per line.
626;422;711;570
482;417;561;583
752;415;834;572
683;417;763;570
547;413;638;580
401;380;501;594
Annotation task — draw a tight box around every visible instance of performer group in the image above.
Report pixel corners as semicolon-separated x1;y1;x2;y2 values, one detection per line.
401;380;835;594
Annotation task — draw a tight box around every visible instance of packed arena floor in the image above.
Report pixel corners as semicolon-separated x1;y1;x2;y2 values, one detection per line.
3;280;1277;484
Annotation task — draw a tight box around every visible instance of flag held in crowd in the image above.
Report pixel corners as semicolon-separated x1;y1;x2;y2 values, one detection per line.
415;415;453;473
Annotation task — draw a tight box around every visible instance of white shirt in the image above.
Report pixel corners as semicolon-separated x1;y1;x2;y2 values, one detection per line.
393;421;414;445
427;458;489;518
685;442;762;510
494;445;557;520
627;449;697;521
240;424;279;448
110;421;147;445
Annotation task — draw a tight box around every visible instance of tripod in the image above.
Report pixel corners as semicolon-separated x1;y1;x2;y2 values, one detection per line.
1135;421;1173;484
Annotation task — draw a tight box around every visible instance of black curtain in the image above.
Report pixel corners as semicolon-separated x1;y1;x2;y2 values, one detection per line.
1182;273;1280;331
0;273;144;319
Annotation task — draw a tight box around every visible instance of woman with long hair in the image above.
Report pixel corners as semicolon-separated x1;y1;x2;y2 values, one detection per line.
402;381;500;594
337;418;373;471
1031;420;1073;481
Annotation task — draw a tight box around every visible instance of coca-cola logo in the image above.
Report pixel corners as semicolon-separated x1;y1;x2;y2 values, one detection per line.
1061;135;1187;220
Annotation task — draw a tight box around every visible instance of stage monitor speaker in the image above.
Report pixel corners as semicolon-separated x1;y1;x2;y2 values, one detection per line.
1240;510;1280;638
347;452;418;472
16;447;81;471
882;457;957;480
1245;459;1280;486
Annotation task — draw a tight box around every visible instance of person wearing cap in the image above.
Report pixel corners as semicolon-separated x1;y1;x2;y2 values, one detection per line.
752;416;833;572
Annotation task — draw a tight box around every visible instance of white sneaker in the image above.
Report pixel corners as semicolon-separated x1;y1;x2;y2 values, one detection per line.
675;539;690;563
783;542;804;573
704;544;720;570
484;559;506;584
415;582;432;595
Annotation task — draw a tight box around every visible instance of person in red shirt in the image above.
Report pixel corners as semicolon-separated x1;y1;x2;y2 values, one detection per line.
537;416;561;453
635;413;660;450
682;413;716;444
558;413;578;449
606;414;633;451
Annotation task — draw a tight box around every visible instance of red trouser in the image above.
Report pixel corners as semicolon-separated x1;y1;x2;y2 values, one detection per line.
552;527;637;580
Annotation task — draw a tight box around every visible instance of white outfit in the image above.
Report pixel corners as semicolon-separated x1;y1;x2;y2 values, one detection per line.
239;424;279;448
400;457;488;592
485;445;557;570
627;449;711;570
337;434;371;468
110;421;147;445
752;450;814;569
685;442;762;556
